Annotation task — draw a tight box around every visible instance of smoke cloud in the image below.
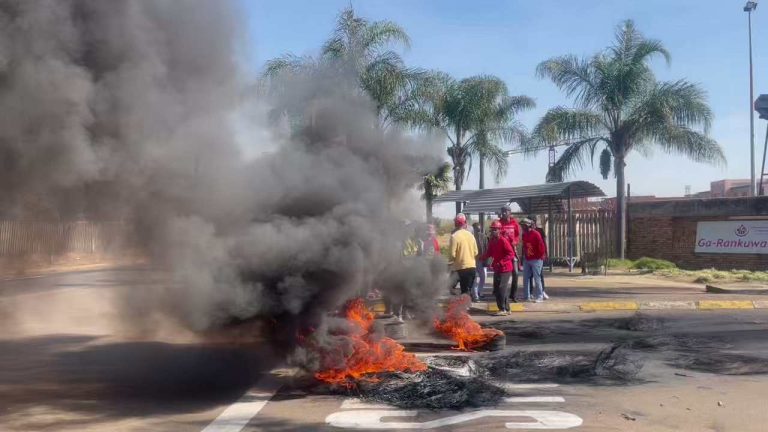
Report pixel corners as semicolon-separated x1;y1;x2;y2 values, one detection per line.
0;0;447;353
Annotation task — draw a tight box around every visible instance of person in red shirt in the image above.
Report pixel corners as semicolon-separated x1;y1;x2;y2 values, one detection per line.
481;220;516;315
499;204;521;246
498;204;521;300
520;218;546;302
526;216;549;299
427;224;440;256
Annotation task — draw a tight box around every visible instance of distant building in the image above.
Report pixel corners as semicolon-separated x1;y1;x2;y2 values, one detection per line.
571;179;758;211
709;179;752;198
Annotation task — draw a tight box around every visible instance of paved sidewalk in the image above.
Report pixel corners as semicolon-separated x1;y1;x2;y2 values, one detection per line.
466;271;768;313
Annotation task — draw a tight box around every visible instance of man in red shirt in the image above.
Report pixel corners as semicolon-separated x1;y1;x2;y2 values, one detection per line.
520;218;546;302
498;204;521;246
498;204;521;300
481;220;515;315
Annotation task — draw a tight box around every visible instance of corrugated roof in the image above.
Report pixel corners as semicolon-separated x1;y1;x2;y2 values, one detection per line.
435;181;606;214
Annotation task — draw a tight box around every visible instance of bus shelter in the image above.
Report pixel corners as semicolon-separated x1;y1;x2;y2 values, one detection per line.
434;181;606;271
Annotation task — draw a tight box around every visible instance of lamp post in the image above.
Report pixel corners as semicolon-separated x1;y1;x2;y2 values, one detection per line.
745;1;758;196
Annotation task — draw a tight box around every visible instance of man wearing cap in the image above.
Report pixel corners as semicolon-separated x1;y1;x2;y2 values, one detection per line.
449;213;478;297
499;204;521;300
481;220;515;315
526;216;549;299
520;218;546;302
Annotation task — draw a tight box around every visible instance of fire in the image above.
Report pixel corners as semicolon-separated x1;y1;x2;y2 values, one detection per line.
434;295;503;351
313;298;426;387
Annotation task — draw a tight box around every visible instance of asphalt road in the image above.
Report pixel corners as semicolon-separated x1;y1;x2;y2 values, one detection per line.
2;269;768;431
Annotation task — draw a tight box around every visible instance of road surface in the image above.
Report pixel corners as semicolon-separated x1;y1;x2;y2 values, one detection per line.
1;269;768;431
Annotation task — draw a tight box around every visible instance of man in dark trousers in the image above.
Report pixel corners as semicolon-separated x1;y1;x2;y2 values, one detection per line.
471;221;487;302
499;204;521;301
481;220;515;316
449;213;478;297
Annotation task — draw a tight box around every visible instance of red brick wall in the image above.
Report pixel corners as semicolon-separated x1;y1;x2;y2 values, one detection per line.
627;197;768;270
628;216;768;270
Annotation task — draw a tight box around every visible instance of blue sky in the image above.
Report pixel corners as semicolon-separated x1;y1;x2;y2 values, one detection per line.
241;0;766;201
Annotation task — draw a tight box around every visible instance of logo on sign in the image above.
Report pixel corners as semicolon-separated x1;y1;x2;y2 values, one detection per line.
735;224;749;237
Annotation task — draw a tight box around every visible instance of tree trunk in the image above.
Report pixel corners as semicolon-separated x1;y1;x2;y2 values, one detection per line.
454;174;463;215
615;156;627;259
452;133;464;215
478;154;485;230
426;196;433;223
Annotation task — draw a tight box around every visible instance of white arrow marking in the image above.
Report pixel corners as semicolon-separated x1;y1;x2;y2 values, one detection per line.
326;409;583;429
341;395;565;410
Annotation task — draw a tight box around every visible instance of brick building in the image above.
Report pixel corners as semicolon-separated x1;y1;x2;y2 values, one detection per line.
627;196;768;270
709;179;752;198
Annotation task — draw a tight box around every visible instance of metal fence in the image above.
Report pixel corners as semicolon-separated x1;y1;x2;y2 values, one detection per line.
543;210;616;262
0;221;133;257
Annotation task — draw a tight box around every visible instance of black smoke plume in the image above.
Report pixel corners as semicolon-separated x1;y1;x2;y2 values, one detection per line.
0;0;447;357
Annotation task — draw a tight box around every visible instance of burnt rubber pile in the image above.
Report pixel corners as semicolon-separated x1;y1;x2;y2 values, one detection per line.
309;313;768;410
356;368;507;409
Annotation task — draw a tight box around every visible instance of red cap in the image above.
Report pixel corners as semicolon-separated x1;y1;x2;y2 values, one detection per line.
454;213;467;227
490;220;502;229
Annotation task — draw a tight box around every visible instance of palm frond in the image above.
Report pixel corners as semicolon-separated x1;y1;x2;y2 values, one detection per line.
529;107;607;150
610;20;671;65
546;137;606;182
649;124;726;166
262;54;316;78
536;55;600;108
472;134;510;181
628;79;713;134
363;20;411;52
499;95;536;116
420;162;453;203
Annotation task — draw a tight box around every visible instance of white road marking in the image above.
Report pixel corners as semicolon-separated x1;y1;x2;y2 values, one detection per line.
504;396;565;403
500;383;560;390
326;409;583;429
201;375;281;432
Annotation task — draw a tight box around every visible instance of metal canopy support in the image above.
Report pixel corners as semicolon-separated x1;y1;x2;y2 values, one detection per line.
547;198;553;272
760;124;768;195
566;185;576;272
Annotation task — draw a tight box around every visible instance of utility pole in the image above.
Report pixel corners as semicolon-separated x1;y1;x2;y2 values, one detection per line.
745;1;758;195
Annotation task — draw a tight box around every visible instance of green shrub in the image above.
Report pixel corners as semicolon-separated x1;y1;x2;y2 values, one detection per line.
607;258;635;269
630;257;677;271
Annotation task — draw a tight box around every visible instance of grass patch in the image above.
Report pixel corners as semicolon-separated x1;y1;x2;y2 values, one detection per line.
655;268;768;284
607;258;635;270
630;257;677;271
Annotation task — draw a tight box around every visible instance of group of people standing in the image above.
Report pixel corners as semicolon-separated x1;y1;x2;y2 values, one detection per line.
449;204;548;316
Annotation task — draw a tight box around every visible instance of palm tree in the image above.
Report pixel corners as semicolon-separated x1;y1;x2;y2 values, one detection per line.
263;7;420;130
527;20;725;258
467;79;535;190
419;163;453;222
415;74;534;213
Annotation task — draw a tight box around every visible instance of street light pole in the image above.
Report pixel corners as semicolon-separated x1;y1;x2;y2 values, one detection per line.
745;1;758;196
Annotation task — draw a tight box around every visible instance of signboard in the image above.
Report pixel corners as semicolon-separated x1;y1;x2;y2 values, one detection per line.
695;220;768;254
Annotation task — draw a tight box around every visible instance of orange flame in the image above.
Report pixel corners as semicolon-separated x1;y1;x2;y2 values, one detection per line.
434;295;503;351
313;298;426;387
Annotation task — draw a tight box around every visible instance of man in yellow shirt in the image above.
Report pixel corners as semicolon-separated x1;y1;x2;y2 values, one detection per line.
449;213;478;297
